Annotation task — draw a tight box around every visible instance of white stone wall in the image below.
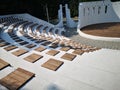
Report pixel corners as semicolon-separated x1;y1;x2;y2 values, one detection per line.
78;0;120;29
112;1;120;18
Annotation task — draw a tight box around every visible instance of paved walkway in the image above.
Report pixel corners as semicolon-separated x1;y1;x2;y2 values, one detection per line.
65;27;120;50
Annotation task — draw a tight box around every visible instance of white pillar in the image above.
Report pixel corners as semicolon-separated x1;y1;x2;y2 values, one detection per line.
65;4;77;28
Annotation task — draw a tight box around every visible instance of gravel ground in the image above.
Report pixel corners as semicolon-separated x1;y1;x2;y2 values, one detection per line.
64;27;120;50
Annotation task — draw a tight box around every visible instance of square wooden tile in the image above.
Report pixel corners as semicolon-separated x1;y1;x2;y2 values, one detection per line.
15;39;23;42
19;41;29;45
35;40;46;44
24;53;43;63
0;42;10;47
61;53;76;61
25;44;36;49
46;50;59;56
4;45;18;51
0;58;10;70
0;39;5;43
49;43;58;49
60;47;70;51
42;58;64;71
12;49;28;56
41;41;51;46
0;68;35;90
72;49;84;55
34;46;46;52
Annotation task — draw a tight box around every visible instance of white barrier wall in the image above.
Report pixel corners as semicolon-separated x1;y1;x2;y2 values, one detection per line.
78;0;120;29
55;4;64;28
65;4;77;28
112;1;120;18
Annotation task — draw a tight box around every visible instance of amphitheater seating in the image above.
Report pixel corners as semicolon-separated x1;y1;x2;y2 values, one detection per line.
0;68;35;90
0;14;100;72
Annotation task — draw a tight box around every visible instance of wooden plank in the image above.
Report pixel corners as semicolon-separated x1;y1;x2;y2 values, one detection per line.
0;39;5;43
60;47;70;51
24;53;43;63
46;50;59;56
19;41;29;45
35;40;46;44
12;49;28;56
49;43;58;49
0;58;10;70
42;58;64;71
34;46;46;52
15;39;23;42
61;53;76;61
16;68;35;77
0;42;10;47
4;45;18;51
72;49;84;55
41;41;51;46
25;44;36;49
0;68;35;90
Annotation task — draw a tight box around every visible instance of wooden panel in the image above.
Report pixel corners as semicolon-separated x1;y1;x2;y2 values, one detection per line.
24;53;43;63
19;41;29;45
49;43;58;49
26;44;36;49
42;58;64;71
0;42;10;47
12;49;28;56
46;50;59;56
72;49;84;55
0;58;10;70
0;68;35;90
41;41;51;46
34;46;46;52
15;39;23;42
60;47;70;51
0;39;5;43
61;53;76;61
35;40;46;44
4;45;18;51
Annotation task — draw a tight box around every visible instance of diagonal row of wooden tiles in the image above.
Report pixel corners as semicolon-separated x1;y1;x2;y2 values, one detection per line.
1;29;100;72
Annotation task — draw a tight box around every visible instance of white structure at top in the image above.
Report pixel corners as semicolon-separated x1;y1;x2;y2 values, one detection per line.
112;1;120;18
77;0;120;29
55;4;64;28
65;4;77;28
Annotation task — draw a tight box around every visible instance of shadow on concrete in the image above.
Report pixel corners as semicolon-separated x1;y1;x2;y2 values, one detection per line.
45;84;62;90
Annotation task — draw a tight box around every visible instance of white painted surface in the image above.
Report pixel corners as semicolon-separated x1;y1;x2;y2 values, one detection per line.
65;4;77;28
112;1;120;18
55;4;64;28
